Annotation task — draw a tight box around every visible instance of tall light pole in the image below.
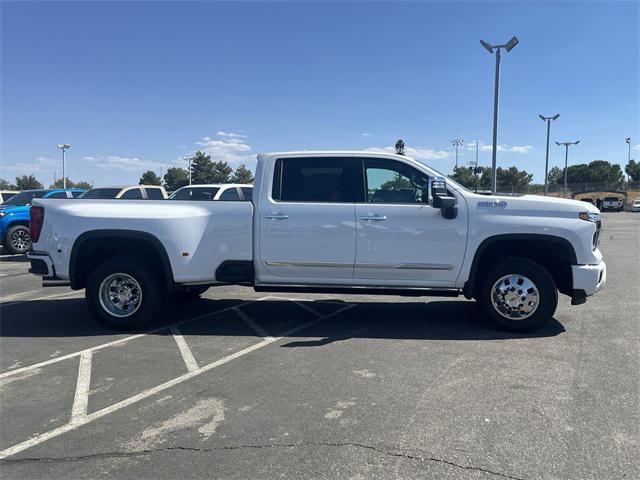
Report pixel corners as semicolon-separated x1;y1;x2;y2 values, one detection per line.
555;140;580;197
56;144;71;188
451;138;464;169
539;114;560;196
480;36;519;194
626;137;632;181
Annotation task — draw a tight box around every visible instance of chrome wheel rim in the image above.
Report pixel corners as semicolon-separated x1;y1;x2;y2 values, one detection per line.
99;273;143;318
10;229;31;252
491;274;539;320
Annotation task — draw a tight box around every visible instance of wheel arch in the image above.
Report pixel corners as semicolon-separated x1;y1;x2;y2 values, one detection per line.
69;230;174;290
463;234;577;299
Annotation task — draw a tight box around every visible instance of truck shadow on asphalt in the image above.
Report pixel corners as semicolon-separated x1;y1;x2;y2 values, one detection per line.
0;297;565;341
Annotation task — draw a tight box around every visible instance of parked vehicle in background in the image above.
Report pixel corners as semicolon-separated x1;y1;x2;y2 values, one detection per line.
0;188;85;254
0;191;19;204
600;196;624;212
79;185;168;200
28;151;605;333
580;198;594;204
168;184;253;201
631;199;640;212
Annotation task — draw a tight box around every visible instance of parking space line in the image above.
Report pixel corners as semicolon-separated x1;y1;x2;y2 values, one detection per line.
0;299;260;379
170;327;199;372
0;303;356;460
0;290;82;307
70;351;93;425
292;301;322;318
232;306;272;338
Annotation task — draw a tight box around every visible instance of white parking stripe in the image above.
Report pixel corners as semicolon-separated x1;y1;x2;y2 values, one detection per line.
293;301;322;318
171;327;199;372
0;290;81;307
0;303;355;460
232;306;272;338
70;351;93;425
0;299;258;379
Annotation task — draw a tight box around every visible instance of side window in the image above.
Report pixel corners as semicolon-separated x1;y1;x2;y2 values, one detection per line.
120;188;143;199
219;187;240;201
272;157;355;203
364;159;429;204
71;191;84;198
48;192;69;199
145;188;165;200
241;187;253;201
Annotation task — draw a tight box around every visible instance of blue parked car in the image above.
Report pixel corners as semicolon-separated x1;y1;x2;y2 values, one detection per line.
0;189;85;254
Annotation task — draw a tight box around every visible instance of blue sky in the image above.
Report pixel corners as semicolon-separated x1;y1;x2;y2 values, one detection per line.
1;0;638;187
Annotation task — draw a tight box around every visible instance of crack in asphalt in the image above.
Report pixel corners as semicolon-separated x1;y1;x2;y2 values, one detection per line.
1;441;525;479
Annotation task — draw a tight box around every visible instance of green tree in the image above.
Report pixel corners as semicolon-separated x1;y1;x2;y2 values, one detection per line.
15;175;43;190
394;139;405;155
0;178;16;190
190;151;215;184
230;164;254;184
625;159;640;182
139;170;162;185
211;160;233;183
496;166;533;193
547;166;563;184
75;180;93;190
449;166;491;191
50;177;75;188
381;173;412;191
563;160;624;185
164;167;189;191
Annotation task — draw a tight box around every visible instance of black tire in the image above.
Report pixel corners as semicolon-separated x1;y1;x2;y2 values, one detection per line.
173;285;209;301
85;256;167;330
4;225;31;255
478;257;558;332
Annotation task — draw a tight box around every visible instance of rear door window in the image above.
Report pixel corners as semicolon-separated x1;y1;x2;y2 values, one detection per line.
47;191;69;199
169;187;220;200
145;188;165;200
120;188;144;199
272;157;356;203
241;187;253;201
219;187;240;201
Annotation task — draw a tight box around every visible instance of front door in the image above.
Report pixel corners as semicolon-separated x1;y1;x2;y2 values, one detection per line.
258;156;358;282
354;158;467;287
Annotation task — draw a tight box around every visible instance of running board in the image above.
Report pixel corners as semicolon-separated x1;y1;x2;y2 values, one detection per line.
42;279;71;287
254;285;460;297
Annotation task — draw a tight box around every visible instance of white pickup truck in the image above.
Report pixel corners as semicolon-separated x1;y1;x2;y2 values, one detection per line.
28;151;606;332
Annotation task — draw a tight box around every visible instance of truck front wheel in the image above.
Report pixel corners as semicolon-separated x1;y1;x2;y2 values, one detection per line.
85;257;167;330
4;225;31;254
479;258;558;332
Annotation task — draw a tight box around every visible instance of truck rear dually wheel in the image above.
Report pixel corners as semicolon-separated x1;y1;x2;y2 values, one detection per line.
479;258;558;332
86;256;166;330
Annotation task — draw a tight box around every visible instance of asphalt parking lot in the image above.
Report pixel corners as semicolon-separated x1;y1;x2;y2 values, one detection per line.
0;212;638;479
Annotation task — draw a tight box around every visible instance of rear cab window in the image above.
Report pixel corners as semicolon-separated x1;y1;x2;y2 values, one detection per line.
120;188;144;199
219;187;240;201
145;188;165;200
271;157;357;203
169;187;220;200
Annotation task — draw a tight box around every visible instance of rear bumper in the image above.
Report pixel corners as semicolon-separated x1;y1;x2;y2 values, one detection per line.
571;261;606;302
27;252;70;287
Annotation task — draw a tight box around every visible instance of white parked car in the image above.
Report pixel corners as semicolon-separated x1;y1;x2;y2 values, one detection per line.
600;196;624;212
78;185;168;200
0;191;19;204
631;199;640;212
168;184;253;202
28;151;605;332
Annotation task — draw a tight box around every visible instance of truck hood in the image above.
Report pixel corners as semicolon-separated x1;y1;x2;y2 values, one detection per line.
466;193;600;217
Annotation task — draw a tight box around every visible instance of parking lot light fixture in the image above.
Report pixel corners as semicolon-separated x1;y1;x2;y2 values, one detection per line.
555;140;580;197
56;144;71;189
480;36;519;194
451;138;464;169
540;114;560;196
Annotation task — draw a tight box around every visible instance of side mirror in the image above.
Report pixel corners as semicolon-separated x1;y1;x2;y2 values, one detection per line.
429;177;458;219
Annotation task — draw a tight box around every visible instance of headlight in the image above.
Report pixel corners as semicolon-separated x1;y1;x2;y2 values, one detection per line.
579;212;600;223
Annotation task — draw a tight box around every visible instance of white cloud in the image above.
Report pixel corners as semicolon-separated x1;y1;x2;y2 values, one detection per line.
361;132;373;137
0;156;59;174
634;144;640;151
83;155;164;172
195;131;254;166
467;142;532;153
364;146;450;161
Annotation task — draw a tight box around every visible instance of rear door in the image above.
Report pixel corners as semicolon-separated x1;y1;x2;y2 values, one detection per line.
354;157;467;286
258;156;357;281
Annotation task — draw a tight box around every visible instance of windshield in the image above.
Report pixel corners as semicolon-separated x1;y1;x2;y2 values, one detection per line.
79;188;122;199
2;191;47;206
169;186;220;200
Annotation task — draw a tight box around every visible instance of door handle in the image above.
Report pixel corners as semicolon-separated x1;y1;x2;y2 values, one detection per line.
265;214;290;220
360;215;387;221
